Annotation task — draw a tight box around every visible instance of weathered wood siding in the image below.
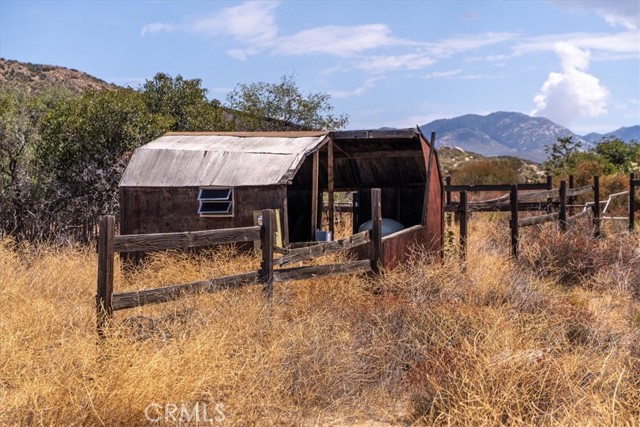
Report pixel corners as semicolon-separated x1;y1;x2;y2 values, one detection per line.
120;186;287;238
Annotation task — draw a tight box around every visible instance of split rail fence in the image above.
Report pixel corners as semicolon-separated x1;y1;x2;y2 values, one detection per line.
445;173;639;259
96;189;386;337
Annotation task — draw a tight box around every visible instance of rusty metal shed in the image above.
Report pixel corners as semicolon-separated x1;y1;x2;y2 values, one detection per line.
120;129;444;266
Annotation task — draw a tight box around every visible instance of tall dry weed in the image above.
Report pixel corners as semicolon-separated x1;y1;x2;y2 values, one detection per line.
1;218;639;426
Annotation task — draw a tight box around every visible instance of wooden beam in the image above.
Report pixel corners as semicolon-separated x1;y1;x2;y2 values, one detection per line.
259;209;274;300
275;231;370;266
593;176;601;238
371;188;382;274
459;191;468;261
274;260;371;282
328;139;335;236
518;212;560;227
332;150;424;160
111;272;259;311
113;226;261;253
96;215;115;338
568;175;575;217
510;185;519;258
559;180;567;231
311;150;319;239
630;173;636;232
445;183;551;192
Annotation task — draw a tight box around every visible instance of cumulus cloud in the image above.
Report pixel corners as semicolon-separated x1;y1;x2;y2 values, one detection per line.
531;42;609;125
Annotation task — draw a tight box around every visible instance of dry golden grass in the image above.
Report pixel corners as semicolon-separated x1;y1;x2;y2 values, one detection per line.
1;217;639;426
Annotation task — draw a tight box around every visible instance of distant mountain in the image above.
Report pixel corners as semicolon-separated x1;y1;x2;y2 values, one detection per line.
420;112;586;163
0;58;117;93
582;125;640;144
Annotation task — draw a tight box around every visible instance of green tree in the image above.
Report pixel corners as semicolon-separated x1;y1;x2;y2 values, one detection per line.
226;74;348;131
543;135;583;174
141;72;228;131
592;136;640;173
0;86;73;238
36;88;172;240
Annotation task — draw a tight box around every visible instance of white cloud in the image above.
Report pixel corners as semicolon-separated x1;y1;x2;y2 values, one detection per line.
531;42;609;125
422;32;516;57
140;22;176;36
514;31;640;56
423;69;463;79
274;24;406;57
352;52;435;73
330;77;383;99
141;1;279;58
190;1;279;45
552;0;639;30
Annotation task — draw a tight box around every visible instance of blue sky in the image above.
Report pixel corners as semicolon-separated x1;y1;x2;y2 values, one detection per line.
1;0;639;134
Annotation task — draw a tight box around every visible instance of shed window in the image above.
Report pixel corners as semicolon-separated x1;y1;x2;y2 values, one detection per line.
198;188;233;216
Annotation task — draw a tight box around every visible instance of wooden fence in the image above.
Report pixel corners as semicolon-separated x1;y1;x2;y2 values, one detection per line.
445;174;638;259
96;189;385;337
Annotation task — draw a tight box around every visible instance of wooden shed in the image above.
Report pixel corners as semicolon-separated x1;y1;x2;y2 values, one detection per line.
119;129;444;267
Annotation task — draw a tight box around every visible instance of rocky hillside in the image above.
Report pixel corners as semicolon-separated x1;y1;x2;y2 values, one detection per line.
583;125;640;144
422;112;585;163
0;58;116;93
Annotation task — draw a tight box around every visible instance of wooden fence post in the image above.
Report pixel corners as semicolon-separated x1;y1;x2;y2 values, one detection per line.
630;173;637;232
545;174;553;214
459;191;468;261
593;176;601;238
568;175;575;217
96;215;115;338
510;185;519;258
559;180;567;231
371;188;382;275
260;209;274;300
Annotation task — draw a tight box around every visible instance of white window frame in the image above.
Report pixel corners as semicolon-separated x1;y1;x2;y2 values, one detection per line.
198;187;234;217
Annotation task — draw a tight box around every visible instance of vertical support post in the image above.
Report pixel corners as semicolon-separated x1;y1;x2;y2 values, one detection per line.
630;173;636;232
96;215;115;338
559;180;567;231
327;140;335;237
510;185;519;259
445;176;452;206
593;176;601;238
352;191;360;235
260;209;274;300
568;175;575;217
370;188;382;275
459;191;468;261
545;174;553;214
310;150;319;239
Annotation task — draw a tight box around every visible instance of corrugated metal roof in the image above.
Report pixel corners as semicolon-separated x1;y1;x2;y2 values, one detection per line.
120;133;329;187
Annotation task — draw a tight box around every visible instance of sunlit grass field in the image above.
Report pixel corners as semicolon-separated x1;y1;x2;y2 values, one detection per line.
1;216;639;426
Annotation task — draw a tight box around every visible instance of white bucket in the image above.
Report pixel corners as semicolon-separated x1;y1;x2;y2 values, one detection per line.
315;230;333;241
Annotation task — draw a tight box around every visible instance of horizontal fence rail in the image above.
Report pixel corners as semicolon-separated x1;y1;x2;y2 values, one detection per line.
445;174;637;260
113;227;261;253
